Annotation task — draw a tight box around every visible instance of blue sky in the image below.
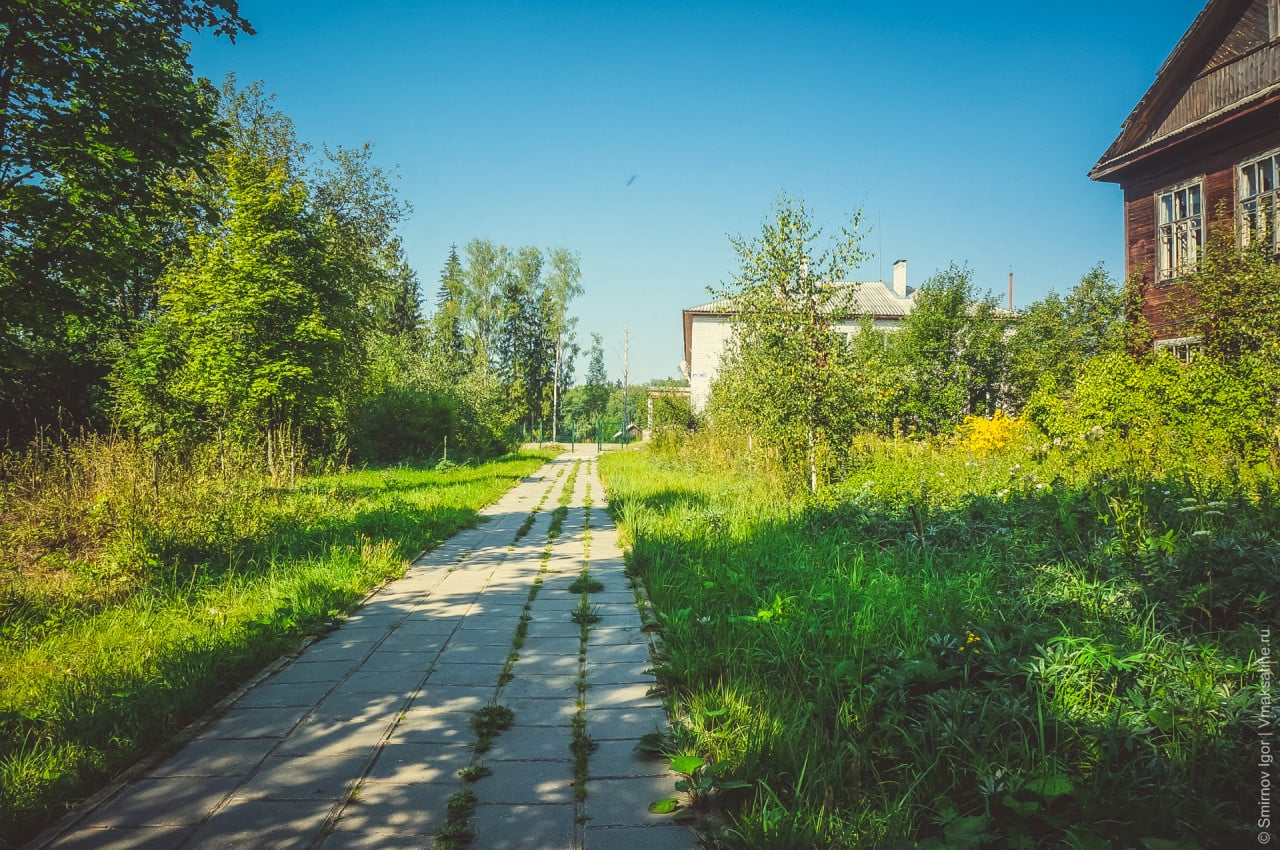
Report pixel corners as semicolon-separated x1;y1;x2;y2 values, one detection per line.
188;0;1207;383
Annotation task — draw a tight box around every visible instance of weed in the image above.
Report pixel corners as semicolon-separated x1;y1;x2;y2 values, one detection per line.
457;765;491;782
470;704;515;753
600;433;1272;849
568;575;604;594
434;788;477;850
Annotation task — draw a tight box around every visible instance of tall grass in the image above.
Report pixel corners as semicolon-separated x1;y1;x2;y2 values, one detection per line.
601;433;1275;849
0;435;553;845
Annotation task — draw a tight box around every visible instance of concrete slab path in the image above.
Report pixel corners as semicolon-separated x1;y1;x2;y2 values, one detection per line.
29;453;695;850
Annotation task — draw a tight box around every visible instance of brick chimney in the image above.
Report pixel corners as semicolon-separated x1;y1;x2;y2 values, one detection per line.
892;259;908;298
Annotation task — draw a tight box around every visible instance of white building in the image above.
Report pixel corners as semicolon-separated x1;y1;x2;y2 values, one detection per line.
681;260;916;413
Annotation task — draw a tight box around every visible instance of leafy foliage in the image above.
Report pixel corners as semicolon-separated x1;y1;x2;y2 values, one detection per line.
708;194;869;492
0;0;251;438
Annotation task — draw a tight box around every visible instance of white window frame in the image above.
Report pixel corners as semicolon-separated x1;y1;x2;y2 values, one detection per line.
1238;146;1280;250
1154;335;1203;364
1156;179;1204;283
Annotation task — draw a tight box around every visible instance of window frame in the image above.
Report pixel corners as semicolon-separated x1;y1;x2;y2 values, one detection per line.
1237;146;1280;251
1153;335;1203;364
1155;178;1205;284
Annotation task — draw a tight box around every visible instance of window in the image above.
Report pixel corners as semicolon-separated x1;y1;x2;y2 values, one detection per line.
1154;335;1202;364
1157;181;1203;282
1239;148;1280;250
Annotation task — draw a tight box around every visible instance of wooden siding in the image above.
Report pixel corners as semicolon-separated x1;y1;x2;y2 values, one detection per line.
1124;164;1235;339
1150;39;1280;144
1203;0;1270;72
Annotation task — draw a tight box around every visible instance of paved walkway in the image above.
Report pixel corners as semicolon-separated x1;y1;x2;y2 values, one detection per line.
31;453;694;850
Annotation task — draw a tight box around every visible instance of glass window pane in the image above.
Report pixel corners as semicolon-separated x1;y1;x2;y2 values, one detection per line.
1244;164;1257;198
1190;185;1202;216
1262;159;1274;192
1160;193;1173;224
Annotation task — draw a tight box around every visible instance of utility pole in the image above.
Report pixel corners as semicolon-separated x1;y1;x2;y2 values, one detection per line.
552;335;562;442
621;326;630;445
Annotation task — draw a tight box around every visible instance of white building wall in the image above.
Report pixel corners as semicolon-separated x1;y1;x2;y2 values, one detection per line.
689;316;736;413
689;315;905;413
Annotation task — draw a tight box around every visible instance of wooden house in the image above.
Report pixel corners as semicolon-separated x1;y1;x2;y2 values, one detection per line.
1090;0;1280;358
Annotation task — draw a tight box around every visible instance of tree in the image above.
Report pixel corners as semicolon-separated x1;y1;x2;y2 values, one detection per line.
428;244;466;362
1006;264;1125;404
891;264;1008;434
0;0;251;437
1183;222;1280;363
113;82;360;469
582;333;610;421
543;248;583;439
708;194;868;492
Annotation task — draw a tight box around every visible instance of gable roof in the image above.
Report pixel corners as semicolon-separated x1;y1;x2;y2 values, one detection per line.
1090;0;1278;182
684;280;916;320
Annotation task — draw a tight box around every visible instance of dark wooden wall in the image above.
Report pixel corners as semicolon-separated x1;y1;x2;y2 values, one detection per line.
1119;98;1280;339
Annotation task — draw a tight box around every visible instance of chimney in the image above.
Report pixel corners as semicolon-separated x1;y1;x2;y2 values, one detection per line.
892;259;907;298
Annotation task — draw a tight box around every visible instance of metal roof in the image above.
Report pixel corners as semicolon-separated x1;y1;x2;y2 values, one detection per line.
685;280;915;319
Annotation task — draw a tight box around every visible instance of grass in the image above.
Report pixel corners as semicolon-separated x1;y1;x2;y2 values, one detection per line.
600;432;1276;850
0;437;554;844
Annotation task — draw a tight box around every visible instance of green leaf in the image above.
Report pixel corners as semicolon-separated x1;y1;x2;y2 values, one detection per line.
1024;774;1073;800
1141;839;1200;850
668;755;707;776
716;780;754;790
648;797;680;814
1001;794;1039;817
634;733;667;753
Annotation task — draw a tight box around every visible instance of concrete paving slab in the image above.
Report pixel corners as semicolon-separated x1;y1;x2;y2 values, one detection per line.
320;829;435;850
406;684;492;714
45;827;197;850
265;659;350;685
503;698;578;727
584;775;680;827
234;678;335;708
93;775;241;826
510;653;579;678
200;705;308;740
339;667;426;694
235;751;368;801
589;682;662;710
524;620;583;640
483;723;573;762
327;780;454;835
186;798;336;849
276;716;392;756
434;641;512;666
588;643;652;664
365;742;471;784
586;626;645;646
472;760;574;805
584;662;653;685
389;615;465;636
586;707;669;741
149;737;276;777
584;824;699;850
390;709;474;744
471;802;576;850
501;675;578;699
298;636;380;664
357;647;443;673
427;662;503;687
310;690;405;722
589;740;670;778
438;627;511;646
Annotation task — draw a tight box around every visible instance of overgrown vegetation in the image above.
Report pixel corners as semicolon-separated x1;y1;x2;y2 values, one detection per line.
603;430;1272;848
604;196;1278;849
0;443;550;843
